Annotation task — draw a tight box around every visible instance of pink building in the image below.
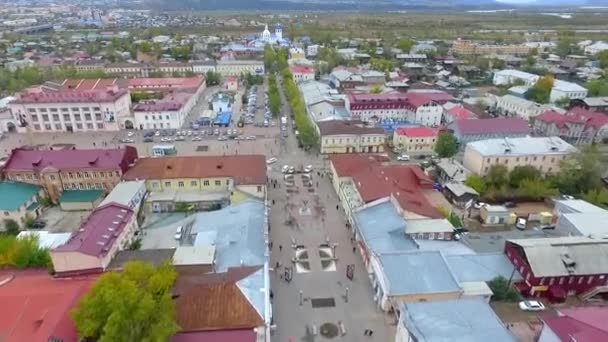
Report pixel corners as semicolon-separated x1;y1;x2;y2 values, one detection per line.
51;202;138;276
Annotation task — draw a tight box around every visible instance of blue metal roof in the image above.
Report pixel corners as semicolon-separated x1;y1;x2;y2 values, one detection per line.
191;200;265;272
378;251;462;296
353;201;417;254
400;298;516;342
446;253;523;283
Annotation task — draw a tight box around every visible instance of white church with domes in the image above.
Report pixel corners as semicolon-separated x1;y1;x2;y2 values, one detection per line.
248;24;291;48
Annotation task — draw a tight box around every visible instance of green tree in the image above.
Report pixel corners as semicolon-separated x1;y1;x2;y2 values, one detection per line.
0;234;51;269
596;50;608;69
554;146;607;195
526;74;554;104
205;71;221;86
508;165;541;188
397;38;414;52
486;164;509;188
370;86;382;94
434;132;459;158
582;188;608;208
465;175;488;195
170;45;193;61
518;179;558;201
369;58;394;72
585;79;608;97
555;33;577;57
71;261;179;342
488;276;520;302
3;219;20;235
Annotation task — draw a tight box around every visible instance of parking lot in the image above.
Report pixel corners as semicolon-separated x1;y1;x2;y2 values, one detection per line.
37;207;90;233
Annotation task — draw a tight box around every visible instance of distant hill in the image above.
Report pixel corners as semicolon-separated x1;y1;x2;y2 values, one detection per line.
146;0;608;10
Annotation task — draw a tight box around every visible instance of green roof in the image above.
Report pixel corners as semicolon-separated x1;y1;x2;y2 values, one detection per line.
0;182;41;211
59;190;104;203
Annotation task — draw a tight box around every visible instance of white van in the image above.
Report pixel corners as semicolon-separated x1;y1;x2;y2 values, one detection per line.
174;226;183;240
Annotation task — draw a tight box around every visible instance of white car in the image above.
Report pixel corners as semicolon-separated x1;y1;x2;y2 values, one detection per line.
397;155;410;161
266;157;278;164
127;131;134;137
246;135;256;140
154;131;161;137
281;165;290;173
304;165;313;173
473;201;488;209
518;300;545;311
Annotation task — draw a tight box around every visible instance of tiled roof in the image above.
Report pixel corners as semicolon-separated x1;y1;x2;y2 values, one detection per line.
318;120;384;136
173;267;264;332
569;107;608;129
536;110;586;128
14;88;128;104
123;155;267;185
0;181;40;211
330;154;440;218
394;126;438;137
452;117;530;136
53;203;134;257
0;270;95;342
4;146;138;173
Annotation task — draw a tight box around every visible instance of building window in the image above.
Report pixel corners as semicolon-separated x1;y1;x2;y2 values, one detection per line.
95;113;102;121
588;276;594;284
152;182;159;189
178;181;184;188
74;114;81;121
44;124;52;130
76;123;83;129
68;172;74;178
42;114;49;121
203;180;210;186
578;277;583;284
257;185;262;192
55;123;62;130
52;114;60;121
33;124;41;130
190;181;197;187
63;114;71;121
164;181;171;188
540;278;545;285
86;123;94;129
97;123;104;129
569;277;574;285
215;180;221;186
84;172;90;178
559;277;564;285
49;175;56;181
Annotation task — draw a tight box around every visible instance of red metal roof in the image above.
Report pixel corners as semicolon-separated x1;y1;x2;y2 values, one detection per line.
541;307;608;342
53;203;134;257
537;108;608;130
0;270;95;342
4;146;138;173
453;117;530;136
290;66;314;74
172;329;256;342
330;154;440;218
394;127;438;137
127;76;204;91
447;106;475;120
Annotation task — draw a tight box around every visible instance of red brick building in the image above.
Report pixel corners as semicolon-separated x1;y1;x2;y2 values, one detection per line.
505;237;608;302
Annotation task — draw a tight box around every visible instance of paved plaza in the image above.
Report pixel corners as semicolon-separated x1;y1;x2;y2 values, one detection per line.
267;77;395;342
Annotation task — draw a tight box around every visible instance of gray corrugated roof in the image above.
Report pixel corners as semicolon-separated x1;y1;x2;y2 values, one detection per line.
191;200;265;272
378;250;462;296
561;212;608;238
446;253;522;283
509;237;608;277
353;201;417;254
400;298;516;342
467;136;577;157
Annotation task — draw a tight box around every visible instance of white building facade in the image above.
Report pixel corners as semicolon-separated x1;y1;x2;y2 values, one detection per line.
9;88;132;133
216;60;265;76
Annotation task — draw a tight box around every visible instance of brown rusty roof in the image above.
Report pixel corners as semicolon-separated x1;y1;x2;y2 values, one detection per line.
122;155;267;185
318;120;384;136
173;266;264;332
